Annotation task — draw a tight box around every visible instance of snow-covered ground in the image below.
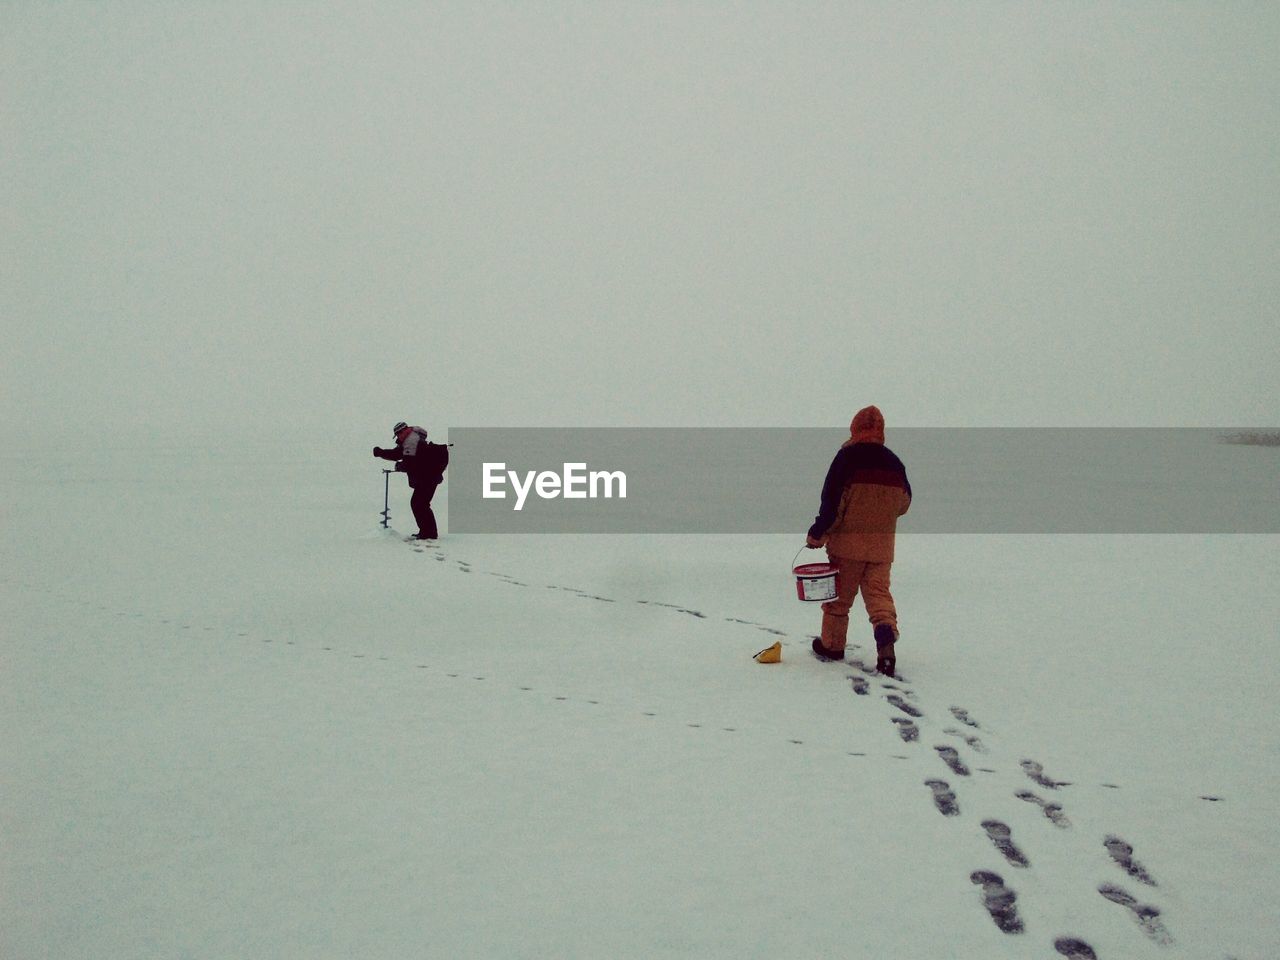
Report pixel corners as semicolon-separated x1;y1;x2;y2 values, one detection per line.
3;443;1277;959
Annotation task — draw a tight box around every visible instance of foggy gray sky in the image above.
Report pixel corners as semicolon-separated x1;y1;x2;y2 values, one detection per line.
3;2;1277;445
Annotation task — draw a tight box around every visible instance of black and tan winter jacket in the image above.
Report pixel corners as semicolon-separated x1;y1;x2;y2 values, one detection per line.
807;406;912;562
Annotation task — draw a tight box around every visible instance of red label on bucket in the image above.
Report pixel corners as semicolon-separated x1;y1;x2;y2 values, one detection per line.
793;563;838;577
793;562;838;601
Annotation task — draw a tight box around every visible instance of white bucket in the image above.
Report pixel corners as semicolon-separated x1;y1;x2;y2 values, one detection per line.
793;561;838;602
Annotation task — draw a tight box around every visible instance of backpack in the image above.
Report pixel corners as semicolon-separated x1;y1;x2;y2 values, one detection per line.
419;441;449;476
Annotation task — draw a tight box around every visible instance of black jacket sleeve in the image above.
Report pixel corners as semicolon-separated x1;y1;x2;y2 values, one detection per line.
374;444;404;462
808;450;847;540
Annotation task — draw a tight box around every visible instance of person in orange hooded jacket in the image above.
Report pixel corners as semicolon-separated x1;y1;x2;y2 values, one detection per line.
806;405;911;676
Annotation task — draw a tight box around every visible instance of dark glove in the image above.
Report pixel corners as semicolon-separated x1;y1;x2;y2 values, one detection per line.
372;447;384;457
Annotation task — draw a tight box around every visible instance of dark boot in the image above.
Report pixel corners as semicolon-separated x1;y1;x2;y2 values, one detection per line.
812;636;845;662
874;623;897;677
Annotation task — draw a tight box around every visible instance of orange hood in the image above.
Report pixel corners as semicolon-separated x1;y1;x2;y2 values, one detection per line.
849;406;886;445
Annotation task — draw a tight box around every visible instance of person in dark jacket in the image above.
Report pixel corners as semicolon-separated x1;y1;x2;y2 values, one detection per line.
805;405;911;676
373;421;447;540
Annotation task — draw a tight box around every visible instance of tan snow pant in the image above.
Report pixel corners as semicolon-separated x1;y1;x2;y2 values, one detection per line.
819;558;898;653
